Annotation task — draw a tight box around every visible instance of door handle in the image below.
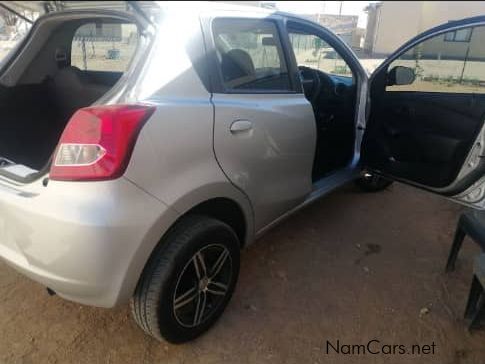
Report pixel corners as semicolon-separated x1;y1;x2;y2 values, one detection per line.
230;120;253;133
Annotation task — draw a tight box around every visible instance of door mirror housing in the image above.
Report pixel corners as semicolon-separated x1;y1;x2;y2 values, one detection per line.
387;66;415;86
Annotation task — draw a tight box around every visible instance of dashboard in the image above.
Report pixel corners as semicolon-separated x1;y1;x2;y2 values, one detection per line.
326;73;355;99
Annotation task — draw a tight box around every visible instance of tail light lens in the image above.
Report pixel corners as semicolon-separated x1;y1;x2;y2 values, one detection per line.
50;104;155;181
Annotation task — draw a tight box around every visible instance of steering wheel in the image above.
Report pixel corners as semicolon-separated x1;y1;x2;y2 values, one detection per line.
298;66;321;104
299;66;337;105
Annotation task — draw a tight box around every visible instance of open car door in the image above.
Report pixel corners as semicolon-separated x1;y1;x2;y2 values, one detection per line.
362;16;485;208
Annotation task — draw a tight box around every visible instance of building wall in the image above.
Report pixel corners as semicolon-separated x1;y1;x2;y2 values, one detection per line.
74;23;122;40
372;1;423;55
370;1;485;55
420;2;485;30
306;14;361;48
419;26;485;61
363;3;380;54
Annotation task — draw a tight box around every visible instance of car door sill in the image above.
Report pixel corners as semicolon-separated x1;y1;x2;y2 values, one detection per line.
308;167;359;202
255;167;359;239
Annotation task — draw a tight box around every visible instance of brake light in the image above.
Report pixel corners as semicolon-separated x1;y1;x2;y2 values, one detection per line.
50;104;155;181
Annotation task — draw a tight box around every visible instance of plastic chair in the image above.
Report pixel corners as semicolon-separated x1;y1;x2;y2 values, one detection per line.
445;210;485;273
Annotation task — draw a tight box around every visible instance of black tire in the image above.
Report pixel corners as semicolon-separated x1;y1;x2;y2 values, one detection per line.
131;215;240;343
355;173;393;192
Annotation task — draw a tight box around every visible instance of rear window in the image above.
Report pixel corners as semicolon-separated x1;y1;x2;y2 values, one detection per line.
212;19;292;92
71;22;138;72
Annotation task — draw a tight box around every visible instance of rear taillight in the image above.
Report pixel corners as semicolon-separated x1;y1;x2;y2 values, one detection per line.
50;104;155;181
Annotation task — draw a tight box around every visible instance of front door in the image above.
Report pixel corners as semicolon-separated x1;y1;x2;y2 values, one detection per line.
207;16;316;230
363;17;485;208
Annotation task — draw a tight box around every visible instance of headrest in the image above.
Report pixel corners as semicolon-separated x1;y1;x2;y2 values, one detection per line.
221;49;255;82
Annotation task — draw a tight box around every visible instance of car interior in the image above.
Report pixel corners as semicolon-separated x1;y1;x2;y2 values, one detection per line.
363;81;485;189
214;21;292;91
287;28;357;182
0;18;136;172
362;25;485;192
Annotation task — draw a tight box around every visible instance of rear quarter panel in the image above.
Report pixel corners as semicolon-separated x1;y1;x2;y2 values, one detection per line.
123;9;254;246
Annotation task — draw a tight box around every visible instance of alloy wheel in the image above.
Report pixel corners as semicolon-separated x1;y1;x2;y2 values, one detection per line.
172;244;233;328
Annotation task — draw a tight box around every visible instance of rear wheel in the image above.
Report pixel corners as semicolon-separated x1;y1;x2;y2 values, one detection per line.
131;215;240;343
355;172;393;192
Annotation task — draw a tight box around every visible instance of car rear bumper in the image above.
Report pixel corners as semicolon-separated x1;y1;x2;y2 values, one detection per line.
0;177;177;307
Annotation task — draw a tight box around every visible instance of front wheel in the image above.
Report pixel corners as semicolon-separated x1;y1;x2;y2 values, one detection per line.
131;215;240;343
355;172;393;192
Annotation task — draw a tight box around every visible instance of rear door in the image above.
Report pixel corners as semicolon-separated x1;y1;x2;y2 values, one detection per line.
362;17;485;208
205;14;316;230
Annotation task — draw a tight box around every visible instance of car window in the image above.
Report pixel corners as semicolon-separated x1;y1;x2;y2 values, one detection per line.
288;31;353;79
212;19;292;92
387;25;485;93
71;22;138;72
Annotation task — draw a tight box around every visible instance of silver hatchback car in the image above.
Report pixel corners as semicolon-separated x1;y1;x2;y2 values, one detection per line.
1;2;485;342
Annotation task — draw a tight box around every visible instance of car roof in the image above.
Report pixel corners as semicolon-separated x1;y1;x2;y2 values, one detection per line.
32;1;318;31
185;1;275;14
157;1;308;21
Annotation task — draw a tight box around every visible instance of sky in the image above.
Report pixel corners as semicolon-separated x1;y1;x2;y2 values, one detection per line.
274;1;377;28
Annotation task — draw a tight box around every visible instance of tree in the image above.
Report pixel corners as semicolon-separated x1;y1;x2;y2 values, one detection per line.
0;7;18;26
0;8;18;38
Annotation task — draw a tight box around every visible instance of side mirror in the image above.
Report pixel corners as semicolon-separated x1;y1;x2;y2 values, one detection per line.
387;66;415;86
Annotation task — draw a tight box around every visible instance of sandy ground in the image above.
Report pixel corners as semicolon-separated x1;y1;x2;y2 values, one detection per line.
1;183;485;364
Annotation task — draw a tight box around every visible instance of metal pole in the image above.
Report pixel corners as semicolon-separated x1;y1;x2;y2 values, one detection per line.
82;38;87;71
460;27;474;84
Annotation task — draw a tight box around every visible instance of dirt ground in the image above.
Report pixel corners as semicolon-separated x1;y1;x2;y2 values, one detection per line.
1;183;485;364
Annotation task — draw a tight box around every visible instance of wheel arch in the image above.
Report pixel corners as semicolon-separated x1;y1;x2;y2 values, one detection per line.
188;197;248;247
115;184;254;306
